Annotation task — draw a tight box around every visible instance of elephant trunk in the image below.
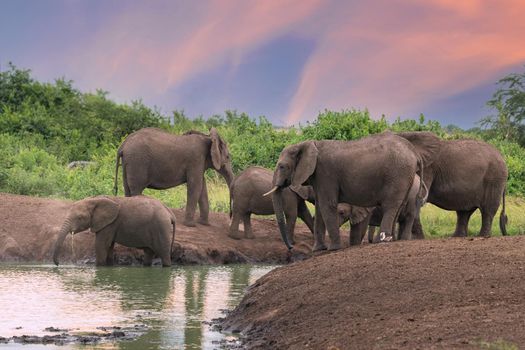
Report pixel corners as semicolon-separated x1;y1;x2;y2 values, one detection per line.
272;189;293;250
53;218;73;266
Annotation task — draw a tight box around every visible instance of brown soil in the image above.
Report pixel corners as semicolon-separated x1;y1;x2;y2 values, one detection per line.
223;236;525;349
0;193;319;264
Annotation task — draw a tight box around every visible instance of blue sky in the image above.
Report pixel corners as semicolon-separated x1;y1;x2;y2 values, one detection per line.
1;0;524;128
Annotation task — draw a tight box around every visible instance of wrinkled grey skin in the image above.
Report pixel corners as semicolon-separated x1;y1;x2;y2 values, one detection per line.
228;166;314;244
271;132;422;251
114;128;234;227
397;132;508;237
53;196;176;267
338;174;427;243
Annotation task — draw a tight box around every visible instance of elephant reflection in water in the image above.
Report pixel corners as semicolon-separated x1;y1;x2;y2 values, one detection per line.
184;268;208;349
228;265;251;309
94;268;173;350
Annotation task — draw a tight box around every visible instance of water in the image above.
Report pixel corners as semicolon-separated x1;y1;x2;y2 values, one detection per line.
0;264;275;349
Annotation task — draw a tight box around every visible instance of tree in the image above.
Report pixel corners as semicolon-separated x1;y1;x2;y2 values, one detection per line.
482;67;525;145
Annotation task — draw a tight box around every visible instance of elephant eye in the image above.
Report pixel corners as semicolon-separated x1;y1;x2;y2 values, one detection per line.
278;164;285;170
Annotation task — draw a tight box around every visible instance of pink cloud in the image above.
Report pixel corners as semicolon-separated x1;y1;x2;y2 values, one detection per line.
67;0;323;102
285;0;525;124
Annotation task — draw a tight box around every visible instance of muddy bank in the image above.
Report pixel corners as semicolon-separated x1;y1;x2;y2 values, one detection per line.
0;193;320;265
222;236;525;349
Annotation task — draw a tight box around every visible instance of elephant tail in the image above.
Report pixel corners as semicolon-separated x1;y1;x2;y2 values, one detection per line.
499;187;508;236
113;148;123;196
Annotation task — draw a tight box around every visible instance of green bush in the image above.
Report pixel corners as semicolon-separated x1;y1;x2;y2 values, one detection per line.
2;63;525;203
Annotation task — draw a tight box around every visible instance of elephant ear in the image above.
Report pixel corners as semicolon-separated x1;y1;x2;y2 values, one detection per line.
396;131;442;168
290;185;311;200
291;141;318;188
350;206;372;224
210;127;222;170
91;197;120;233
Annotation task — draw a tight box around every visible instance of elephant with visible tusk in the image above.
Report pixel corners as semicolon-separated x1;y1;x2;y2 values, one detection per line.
228;166;315;243
53;195;176;267
267;132;424;251
114;128;234;227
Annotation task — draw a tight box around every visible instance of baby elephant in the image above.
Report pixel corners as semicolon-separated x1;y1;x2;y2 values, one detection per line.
229;166;314;244
338;174;427;244
53;195;176;267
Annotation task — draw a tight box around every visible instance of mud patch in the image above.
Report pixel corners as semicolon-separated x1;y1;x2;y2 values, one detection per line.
2;325;147;346
0;193;323;265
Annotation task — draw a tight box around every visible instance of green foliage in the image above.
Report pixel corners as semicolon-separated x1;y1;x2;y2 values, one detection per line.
482;66;525;145
301;109;387;140
2;63;525;207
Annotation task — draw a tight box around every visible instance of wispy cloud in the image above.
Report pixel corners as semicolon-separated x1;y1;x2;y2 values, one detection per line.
68;0;322;99
285;0;525;124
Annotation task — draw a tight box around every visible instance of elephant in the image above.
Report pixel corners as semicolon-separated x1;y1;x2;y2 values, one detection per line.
337;174;427;244
228;166;314;243
267;132;422;251
114;127;234;227
397;132;508;237
53;195;176;267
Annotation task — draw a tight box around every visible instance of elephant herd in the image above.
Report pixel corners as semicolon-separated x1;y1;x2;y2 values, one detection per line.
231;130;508;251
53;127;509;267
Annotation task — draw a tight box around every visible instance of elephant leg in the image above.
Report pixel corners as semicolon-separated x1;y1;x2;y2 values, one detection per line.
95;232;113;266
312;200;327;252
243;214;255;239
317;196;341;251
411;214;425;239
377;202;403;243
479;206;497;237
228;212;243;240
398;212;416;240
297;201;315;237
143;248;154;266
198;177;210;225
184;175;204;227
158;244;172;267
106;242;115;266
368;226;376;243
452;209;476;237
350;219;369;246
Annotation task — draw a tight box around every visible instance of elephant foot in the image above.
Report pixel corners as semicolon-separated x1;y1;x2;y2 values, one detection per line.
312;242;327;252
328;242;342;251
451;232;467;238
245;233;255;239
378;232;393;243
198;218;210;226
183;219;196;227
228;232;242;240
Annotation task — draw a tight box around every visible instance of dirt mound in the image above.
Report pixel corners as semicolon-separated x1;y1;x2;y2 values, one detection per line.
0;193;318;264
222;236;525;349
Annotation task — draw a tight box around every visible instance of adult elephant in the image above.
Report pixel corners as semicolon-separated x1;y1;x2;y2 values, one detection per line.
53;196;176;267
228;166;314;243
267;132;422;251
114;128;234;227
397;132;508;237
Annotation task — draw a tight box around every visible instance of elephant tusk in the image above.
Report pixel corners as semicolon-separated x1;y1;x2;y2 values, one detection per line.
263;186;279;197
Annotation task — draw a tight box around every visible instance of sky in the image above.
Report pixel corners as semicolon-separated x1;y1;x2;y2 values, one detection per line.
1;0;524;128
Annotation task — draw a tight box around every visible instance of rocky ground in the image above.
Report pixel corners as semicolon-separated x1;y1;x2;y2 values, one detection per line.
222;236;525;349
0;192;318;265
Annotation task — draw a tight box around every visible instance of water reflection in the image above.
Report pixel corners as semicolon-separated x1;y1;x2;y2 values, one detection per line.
0;264;274;349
